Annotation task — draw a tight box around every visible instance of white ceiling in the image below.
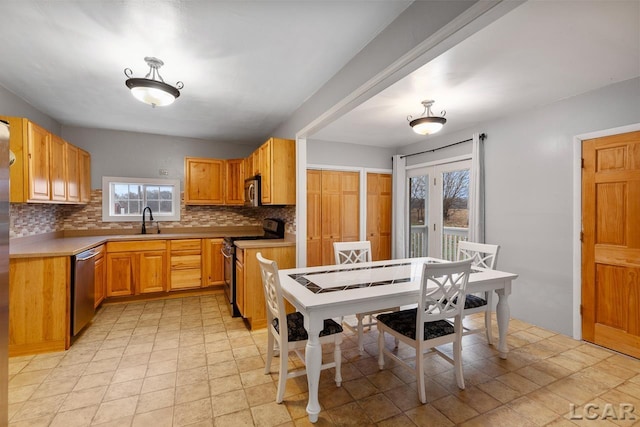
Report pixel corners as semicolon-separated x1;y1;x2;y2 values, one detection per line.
0;0;411;144
1;1;638;148
313;0;640;147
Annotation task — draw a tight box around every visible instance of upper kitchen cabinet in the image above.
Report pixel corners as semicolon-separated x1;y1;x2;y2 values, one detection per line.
256;137;295;205
79;148;91;203
1;116;90;204
184;157;244;205
184;157;224;204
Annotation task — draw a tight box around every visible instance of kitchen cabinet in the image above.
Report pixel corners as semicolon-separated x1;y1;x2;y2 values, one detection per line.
0;116;91;204
79;148;91;203
367;173;392;261
202;238;224;286
306;169;360;266
50;134;67;202
66;142;81;202
224;158;244;205
94;244;106;308
235;245;295;329
184;157;245;205
184;157;224;204
169;239;202;290
255;137;295;205
106;240;168;296
9;256;69;356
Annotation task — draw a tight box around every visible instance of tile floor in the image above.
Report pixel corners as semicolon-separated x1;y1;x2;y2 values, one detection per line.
7;293;640;426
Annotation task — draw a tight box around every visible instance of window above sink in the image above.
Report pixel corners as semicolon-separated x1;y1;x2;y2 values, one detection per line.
102;176;181;222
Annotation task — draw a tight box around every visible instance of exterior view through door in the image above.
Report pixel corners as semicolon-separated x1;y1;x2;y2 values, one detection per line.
408;160;471;259
582;130;640;358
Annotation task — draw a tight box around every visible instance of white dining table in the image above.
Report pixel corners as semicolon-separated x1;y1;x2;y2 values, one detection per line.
278;257;518;423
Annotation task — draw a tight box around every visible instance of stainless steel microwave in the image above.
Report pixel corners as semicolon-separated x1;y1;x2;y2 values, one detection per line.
244;176;261;207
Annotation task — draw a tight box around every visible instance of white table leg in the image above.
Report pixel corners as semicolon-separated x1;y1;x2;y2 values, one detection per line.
304;316;323;423
495;288;510;359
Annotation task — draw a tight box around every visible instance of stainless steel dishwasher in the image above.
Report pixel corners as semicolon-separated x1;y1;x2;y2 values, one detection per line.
72;248;98;336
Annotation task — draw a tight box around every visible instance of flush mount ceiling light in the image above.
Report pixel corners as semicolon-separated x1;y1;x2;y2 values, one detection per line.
124;57;184;107
407;100;447;135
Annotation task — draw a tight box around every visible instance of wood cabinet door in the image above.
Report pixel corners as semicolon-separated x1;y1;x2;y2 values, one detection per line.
50;134;67;202
378;174;392;260
106;253;135;297
321;171;342;265
306;170;323;267
139;251;167;293
66;142;80;202
27;121;51;201
236;258;245;316
79;149;91;202
225;159;244;205
341;171;360;242
203;238;224;286
184;157;224;204
259;140;272;204
94;253;105;308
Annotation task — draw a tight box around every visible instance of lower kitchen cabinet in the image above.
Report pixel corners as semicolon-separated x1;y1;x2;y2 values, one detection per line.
202;238;224;286
106;240;168;296
9;256;70;356
169;239;202;290
235;245;295;330
94;244;106;308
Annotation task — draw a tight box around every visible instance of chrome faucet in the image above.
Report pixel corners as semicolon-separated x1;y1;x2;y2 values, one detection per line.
141;206;154;234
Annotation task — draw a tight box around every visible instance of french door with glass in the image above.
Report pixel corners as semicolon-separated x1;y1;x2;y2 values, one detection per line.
407;160;471;260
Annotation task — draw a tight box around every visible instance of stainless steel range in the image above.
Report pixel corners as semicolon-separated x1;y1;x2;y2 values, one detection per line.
221;218;285;317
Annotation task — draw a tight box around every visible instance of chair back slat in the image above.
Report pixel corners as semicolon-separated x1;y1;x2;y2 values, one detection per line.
456;241;500;270
334;241;372;265
417;259;472;332
257;252;289;336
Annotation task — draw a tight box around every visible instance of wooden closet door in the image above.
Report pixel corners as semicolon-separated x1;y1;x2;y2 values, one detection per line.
306;170;323;267
321;171;342;265
582;131;640;358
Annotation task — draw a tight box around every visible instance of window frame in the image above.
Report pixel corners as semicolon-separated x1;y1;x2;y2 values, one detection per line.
102;176;181;222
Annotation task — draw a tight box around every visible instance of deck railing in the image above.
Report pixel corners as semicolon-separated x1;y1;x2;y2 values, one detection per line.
409;225;468;260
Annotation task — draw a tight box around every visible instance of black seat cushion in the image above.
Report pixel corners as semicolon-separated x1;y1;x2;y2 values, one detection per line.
377;308;455;340
464;294;488;309
273;312;343;342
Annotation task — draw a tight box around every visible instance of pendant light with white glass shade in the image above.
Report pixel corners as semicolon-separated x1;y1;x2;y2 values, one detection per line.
124;57;184;107
407;100;446;135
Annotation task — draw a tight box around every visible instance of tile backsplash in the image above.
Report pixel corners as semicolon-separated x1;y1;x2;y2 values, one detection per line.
11;190;296;238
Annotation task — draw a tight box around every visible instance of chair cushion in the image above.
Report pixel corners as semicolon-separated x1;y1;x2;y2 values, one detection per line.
377;309;455;340
273;312;343;342
464;294;488;309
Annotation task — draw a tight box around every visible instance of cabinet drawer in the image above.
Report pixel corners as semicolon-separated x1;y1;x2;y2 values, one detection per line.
107;240;167;253
171;254;201;270
171;269;202;289
236;248;244;264
170;239;201;252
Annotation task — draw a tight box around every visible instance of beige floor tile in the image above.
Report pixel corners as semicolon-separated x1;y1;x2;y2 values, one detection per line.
342;377;379;400
8;414;54;427
31;377;79;399
103;378;143;402
209;374;243;396
326;401;374;426
136;388;175;414
366;370;405;392
8;384;38;404
453;385;502;414
49;404;98;427
9;369;52;388
173;397;213;426
59;386;108;413
403;403;454;427
10;393;67;423
245;382;278;407
508;396;558;425
358;393;401;423
141;372;176;394
211;389;249;416
213;409;256;427
92;395;138;424
431;395;480;424
241;367;275;388
476;379;521;404
146;359;178;377
132;407;174;427
495;372;540;394
176;380;210;404
459;405;538;427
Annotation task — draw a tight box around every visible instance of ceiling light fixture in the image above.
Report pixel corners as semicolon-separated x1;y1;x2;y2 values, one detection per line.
407;100;446;135
124;57;184;107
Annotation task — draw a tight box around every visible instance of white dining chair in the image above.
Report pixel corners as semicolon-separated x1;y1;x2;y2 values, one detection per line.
456;241;500;344
376;258;473;404
257;252;343;403
333;241;399;354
